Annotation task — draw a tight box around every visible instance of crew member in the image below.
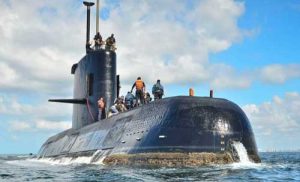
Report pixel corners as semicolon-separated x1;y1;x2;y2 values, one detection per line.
131;77;146;106
144;92;152;104
152;79;164;100
94;32;103;49
97;97;106;120
116;97;127;112
125;91;135;109
108;98;119;118
105;34;116;51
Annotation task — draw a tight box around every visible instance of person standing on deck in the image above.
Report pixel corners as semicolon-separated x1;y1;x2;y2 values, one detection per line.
152;79;164;100
131;77;146;106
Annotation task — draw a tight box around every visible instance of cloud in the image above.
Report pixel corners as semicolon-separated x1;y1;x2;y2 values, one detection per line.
9;120;71;132
0;95;72;118
9;121;31;131
243;92;300;137
1;95;72;133
0;0;251;94
260;64;300;84
209;64;252;89
0;0;83;94
1;0;299;96
35;120;71;130
105;0;247;87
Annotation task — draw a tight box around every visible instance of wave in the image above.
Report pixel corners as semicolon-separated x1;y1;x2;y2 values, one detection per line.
5;150;105;167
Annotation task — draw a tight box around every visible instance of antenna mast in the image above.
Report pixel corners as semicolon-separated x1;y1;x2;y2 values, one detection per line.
83;1;95;53
96;0;100;33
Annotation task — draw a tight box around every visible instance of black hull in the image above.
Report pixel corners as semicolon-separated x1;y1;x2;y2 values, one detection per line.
38;96;260;164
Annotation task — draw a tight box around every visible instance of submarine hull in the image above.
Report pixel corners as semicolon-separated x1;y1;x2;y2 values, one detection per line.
38;96;260;165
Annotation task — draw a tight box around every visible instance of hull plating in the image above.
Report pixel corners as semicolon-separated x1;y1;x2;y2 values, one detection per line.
38;96;260;163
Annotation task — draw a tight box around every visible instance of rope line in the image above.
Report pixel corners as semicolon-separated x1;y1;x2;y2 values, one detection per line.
86;98;95;121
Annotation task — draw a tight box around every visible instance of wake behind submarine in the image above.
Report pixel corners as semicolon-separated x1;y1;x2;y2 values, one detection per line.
37;1;260;166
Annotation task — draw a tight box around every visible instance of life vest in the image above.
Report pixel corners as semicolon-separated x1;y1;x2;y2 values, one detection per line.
135;80;144;90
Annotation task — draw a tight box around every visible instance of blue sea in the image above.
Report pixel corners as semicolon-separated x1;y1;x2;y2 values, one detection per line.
0;152;299;181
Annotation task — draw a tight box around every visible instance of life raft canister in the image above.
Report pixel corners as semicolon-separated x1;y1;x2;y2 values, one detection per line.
135;80;144;90
189;88;194;96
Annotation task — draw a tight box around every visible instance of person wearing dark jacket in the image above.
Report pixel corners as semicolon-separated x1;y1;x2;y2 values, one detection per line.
94;32;103;49
152;79;164;100
105;34;116;50
125;91;135;109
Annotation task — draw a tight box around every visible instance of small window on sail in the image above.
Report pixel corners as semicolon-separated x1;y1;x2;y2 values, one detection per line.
86;73;94;96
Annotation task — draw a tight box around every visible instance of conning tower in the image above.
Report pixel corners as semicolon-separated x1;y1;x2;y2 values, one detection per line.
71;50;116;129
50;1;117;129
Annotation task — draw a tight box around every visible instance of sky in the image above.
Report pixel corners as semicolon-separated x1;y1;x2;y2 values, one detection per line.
0;0;300;154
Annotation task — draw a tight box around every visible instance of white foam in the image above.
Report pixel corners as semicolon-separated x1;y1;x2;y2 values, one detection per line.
96;156;107;165
231;141;260;168
233;141;251;163
6;150;105;167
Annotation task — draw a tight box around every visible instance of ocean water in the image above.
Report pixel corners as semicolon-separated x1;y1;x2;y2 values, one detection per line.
0;151;299;181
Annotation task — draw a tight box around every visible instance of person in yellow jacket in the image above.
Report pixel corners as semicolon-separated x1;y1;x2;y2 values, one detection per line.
131;77;146;106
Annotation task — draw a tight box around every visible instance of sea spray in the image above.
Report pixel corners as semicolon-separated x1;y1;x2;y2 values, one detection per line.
232;141;251;163
230;141;261;168
21;150;105;166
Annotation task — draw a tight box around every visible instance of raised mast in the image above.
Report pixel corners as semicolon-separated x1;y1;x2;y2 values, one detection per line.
83;1;95;53
96;0;100;34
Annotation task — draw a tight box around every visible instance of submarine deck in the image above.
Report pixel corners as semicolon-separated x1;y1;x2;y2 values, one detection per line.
38;96;260;163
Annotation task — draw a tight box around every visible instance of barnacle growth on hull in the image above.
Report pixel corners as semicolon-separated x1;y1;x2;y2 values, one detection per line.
103;152;235;167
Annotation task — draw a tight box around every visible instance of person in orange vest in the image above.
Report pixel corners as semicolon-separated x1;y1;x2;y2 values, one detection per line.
131;77;146;106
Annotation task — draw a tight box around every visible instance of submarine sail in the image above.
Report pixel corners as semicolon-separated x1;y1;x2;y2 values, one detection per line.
72;50;116;129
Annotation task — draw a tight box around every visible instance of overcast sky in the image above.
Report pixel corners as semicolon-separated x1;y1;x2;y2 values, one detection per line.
0;0;300;154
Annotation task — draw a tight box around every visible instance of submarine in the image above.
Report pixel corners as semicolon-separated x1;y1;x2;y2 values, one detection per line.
37;1;260;166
